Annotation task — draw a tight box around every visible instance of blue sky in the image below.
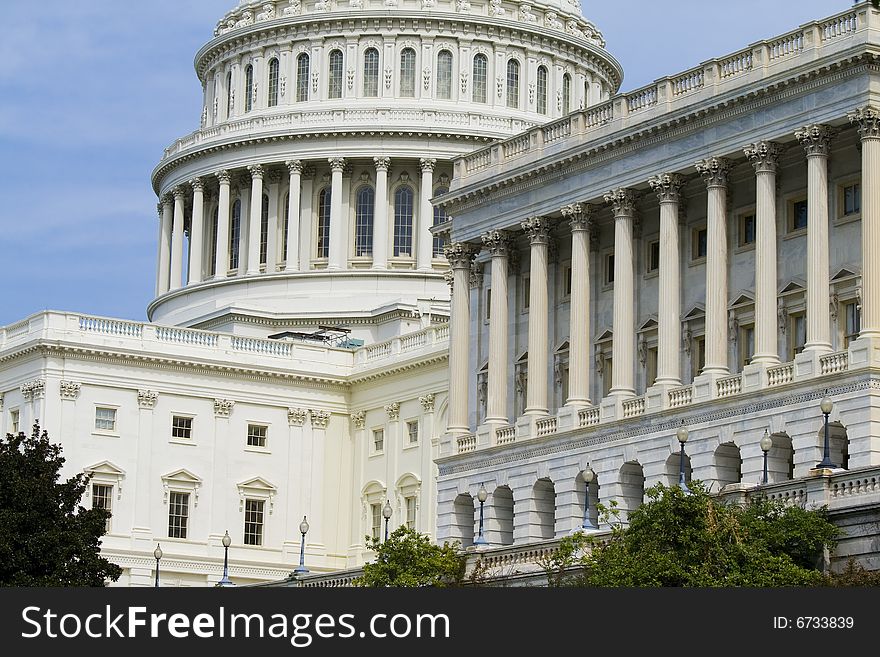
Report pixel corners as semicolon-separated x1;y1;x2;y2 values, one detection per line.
0;0;845;325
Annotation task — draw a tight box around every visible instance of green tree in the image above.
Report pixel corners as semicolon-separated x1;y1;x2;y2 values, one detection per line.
353;526;464;587
0;424;122;586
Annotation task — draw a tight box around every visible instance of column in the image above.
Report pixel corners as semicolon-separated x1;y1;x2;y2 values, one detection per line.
188;177;205;285
327;157;346;270
266;170;281;272
521;216;551;415
796;124;834;354
445;242;479;434
237;174;250;277
284;160;303;271
849;107;880;338
648;173;684;386
132;390;158;540
744;142;783;366
214;170;231;280
603;189;637;397
157;195;173;295
246;164;264;275
372;157;390;269
481;230;512;424
561;203;592;406
418;158;436;271
695;158;731;375
170;186;186;291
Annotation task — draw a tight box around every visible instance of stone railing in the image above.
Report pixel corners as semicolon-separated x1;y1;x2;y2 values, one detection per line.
767;362;795;387
671;67;704;96
353;323;449;369
716;374;742;398
820;351;848;375
622;396;646;418
156;326;219;347
668;385;694;408
535;416;558;437
78;316;143;338
578;407;600;427
457;434;477;454
231;335;293;357
496;426;516;445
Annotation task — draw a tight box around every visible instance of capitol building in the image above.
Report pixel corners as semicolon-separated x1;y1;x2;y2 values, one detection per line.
2;0;880;586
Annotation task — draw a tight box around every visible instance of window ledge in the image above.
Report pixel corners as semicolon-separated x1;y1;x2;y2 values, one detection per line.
834;213;861;227
688;256;707;267
369;451;385;458
91;430;120;438
403;443;419;451
169;438;197;447
733;242;756;254
244;446;271;454
783;228;807;241
643;270;658;280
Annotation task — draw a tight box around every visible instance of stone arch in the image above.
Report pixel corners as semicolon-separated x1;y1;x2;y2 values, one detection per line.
488;485;514;546
452;493;475;548
575;470;600;529
714;442;743;490
767;432;795;482
619;461;645;522
666;450;691;488
819;421;849;469
532;478;556;540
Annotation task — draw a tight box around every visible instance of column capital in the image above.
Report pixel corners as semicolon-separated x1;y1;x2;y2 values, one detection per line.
59;380;81;401
419;157;437;173
189;177;205;193
521;216;552;244
310;409;330;429
603;188;637;217
469;261;484;289
648;173;685;203
419;393;436;412
384;402;401;421
137;389;159;409
374;156;391;172
329;157;346;173
160;193;173;206
795;124;836;157
560;202;592;230
350;411;366;429
156;202;163;218
848;105;880;140
443;241;480;269
213;399;235;418
172;186;187;201
285;159;304;175
744;141;784;174
695;157;731;187
216;169;232;185
481;229;513;257
248;164;264;180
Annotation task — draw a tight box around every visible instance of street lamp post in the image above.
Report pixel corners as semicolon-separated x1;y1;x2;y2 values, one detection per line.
382;499;393;541
153;543;163;588
676;425;692;495
294;516;310;575
581;467;598;530
817;395;838;469
474;483;489;546
760;430;773;485
217;530;234;587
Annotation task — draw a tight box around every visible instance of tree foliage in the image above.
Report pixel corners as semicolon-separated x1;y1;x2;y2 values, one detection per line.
353;526;464;587
0;424;122;586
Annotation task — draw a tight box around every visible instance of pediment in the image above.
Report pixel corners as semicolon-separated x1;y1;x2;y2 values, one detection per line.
84;461;125;478
780;279;806;295
237;476;277;493
832;267;859;281
638;318;658;332
683;305;705;319
162;468;202;486
554;340;570;353
729;292;755;308
595;329;613;342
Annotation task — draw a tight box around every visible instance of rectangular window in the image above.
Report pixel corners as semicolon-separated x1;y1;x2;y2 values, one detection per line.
92;483;113;533
693;336;706;379
522;276;530;310
563;265;572;297
692;227;708;260
647;346;658;388
406;420;419;445
647;240;660;273
373;428;384;453
10;409;20;434
789;198;808;232
791;313;806;359
739;213;756;247
741;325;755;368
605;253;615;285
371;503;382;541
601;356;613;397
841;182;861;217
247;423;268;448
244;499;265;546
560;363;570;404
485;288;492;320
405;496;417;530
844;301;861;348
95;407;117;432
171;415;193;441
167;491;190;539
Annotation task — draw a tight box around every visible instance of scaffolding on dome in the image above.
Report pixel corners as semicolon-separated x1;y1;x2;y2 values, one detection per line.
268;326;364;349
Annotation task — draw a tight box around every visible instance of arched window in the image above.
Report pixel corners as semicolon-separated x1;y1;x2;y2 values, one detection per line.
267;58;280;107
296;53;310;102
393;185;414;258
506;59;520;109
433;186;449;257
328;49;343;99
230;200;241;270
245;64;254;112
317;187;331;258
355;186;375;257
562;73;571;114
363;48;379;97
472;53;488;103
536;65;548;115
210;206;219;276
436;50;453;100
400;48;416;98
260;194;269;265
226;70;234;118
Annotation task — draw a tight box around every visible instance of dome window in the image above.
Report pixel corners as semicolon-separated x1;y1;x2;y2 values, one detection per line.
506;59;520;109
363;48;379;98
472;54;488;104
436;50;453;100
267;58;280;107
296;53;310;102
536;66;548;115
400;48;416;98
328;50;344;99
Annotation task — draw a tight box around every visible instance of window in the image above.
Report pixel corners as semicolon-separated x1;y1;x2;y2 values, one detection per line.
171;415;193;441
560;362;570;404
563;265;572;297
647;240;660;273
405;496;417;530
406;420;419;445
436;50;453;100
740;325;755;368
296;53;310;102
247;423;268;448
605;252;615;285
317;187;331;258
840;181;861;217
260;194;269;265
167;491;190;539
433;186;449;256
371;503;382;541
562;73;571;114
244;64;254;112
692;227;708;260
472;54;488;103
536;66;548;115
393;186;414;257
244;499;265;546
693;336;706;378
92;483;113;533
230;199;241;269
267;58;279;107
601;357;613;397
226;70;233;118
400;48;416;98
790;313;806;359
789;197;808;232
373;428;385;453
506;59;520;108
95;407;117;432
646;346;658;388
363;48;379;97
355;186;375;257
10;409;20;434
522;276;531;310
739;212;756;247
328;49;343;99
844;301;861;348
485;288;492;320
210;206;219;276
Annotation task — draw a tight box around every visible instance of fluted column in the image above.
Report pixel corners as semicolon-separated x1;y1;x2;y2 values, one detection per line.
561;203;592;406
604;189;637;397
649;174;685;386
157;194;173;295
745;142;783;365
418;158;436;271
796;125;834;354
328;157;346;270
188;178;205;284
445;242;480;434
850;107;880;338
266;170;281;272
522;216;551;415
695;158;731;375
214;170;231;279
246;164;264;275
284;160;303;271
373;157;390;270
170;186;186;291
481;230;512;424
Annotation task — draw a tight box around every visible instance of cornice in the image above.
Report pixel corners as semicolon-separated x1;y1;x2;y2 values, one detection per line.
193;307;447;332
349;351;448;384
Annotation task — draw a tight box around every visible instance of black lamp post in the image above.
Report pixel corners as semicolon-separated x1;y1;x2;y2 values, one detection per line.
474;483;489;546
382;499;393;541
760;430;773;485
817;395;838;469
581;467;598;530
676;425;692;495
294;516;310;575
153;543;163;588
217;530;234;587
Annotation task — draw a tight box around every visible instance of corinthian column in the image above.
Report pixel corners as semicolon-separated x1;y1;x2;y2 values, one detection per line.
481;230;512;424
695;157;731;375
214;170;231;280
522;217;552;415
445;242;480;435
604;189;637;397
850;106;880;338
170;186;186;291
373;157;390;270
649;173;685;386
284;160;303;271
561;203;592;406
246;164;264;275
745;142;783;366
188;177;205;284
796;125;834;354
157;194;173;295
328;157;346;270
418;158;436;271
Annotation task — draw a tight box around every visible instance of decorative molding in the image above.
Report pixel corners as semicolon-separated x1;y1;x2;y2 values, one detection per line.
521;216;552;244
374;156;391;172
469;261;484;288
648;173;685;203
286;159;303;176
849;105;880;140
237;476;277;514
310;409;331;429
384;402;401;421
419;393;436;412
288;407;308;426
161;469;202;507
84;461;126;500
744;141;784;174
137;389;159;409
795;123;836;157
20;379;45;401
419;158;437;173
214;398;235;417
695;157;731;188
603;189;637;217
351;410;366;429
59;380;81;401
481;229;513;257
560;202;591;231
443;242;480;269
